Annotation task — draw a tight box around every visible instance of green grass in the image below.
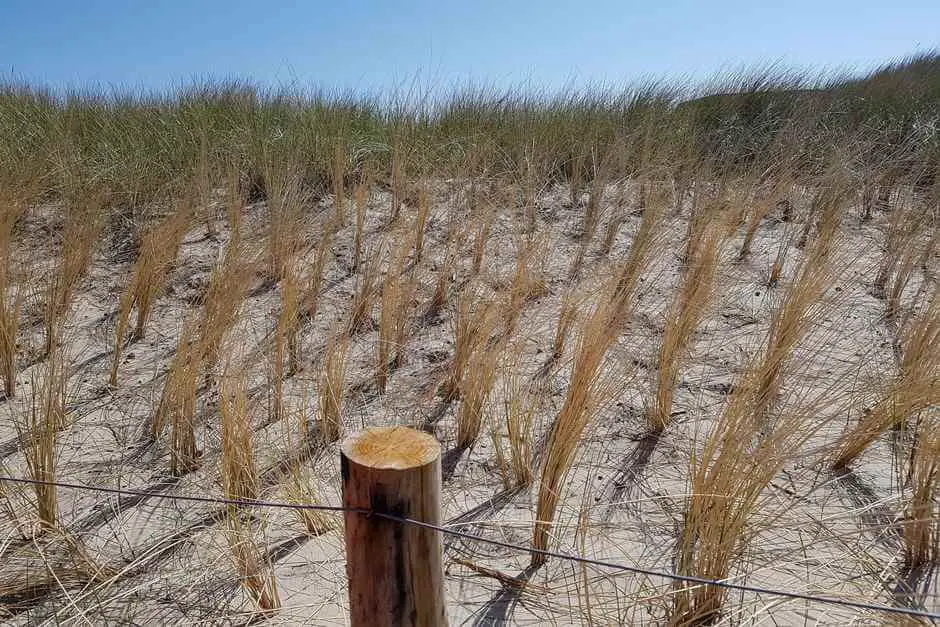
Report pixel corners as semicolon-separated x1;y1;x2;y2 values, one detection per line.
1;51;939;625
1;53;937;214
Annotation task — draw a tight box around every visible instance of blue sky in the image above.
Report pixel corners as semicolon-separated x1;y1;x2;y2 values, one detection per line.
2;0;938;94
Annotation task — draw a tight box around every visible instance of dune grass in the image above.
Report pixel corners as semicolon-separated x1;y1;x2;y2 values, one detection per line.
671;375;845;624
1;54;939;622
441;285;499;403
650;229;722;433
225;514;281;615
109;198;193;387
318;330;350;443
832;292;940;469
43;188;106;356
0;198;24;398
376;239;416;393
904;413;940;571
15;354;68;530
492;352;539;489
220;369;259;504
455;340;502;450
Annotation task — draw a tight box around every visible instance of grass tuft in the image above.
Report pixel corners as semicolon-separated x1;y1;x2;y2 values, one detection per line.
109;198;193;386
318;330;349;442
832;292;940;469
15;354;68;531
650;230;722;432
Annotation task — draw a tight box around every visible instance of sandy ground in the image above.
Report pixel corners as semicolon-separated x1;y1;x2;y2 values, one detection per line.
0;180;937;625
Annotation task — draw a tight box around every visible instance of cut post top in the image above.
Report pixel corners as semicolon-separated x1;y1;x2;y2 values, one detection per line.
341;426;440;470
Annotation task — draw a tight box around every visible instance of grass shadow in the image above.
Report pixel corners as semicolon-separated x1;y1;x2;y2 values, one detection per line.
0;581;58;617
831;467;902;550
265;532;313;565
892;561;938;615
600;430;663;521
442;446;468;483
533;353;559;380
423;399;451;428
470;563;541;626
444;485;528;553
68;474;184;534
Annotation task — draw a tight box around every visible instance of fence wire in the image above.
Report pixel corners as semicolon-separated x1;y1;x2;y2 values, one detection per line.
1;474;937;622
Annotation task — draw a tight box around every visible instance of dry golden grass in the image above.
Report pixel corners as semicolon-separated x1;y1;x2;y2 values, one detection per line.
650;230;721;432
568;154;584;208
198;237;255;381
520;156;539;235
903;414;940;571
151;226;254;473
739;177;791;261
225;514;281;615
219;370;259;503
283;463;334;536
471;203;496;276
0;526;114;612
581;163;607;242
796;179;850;253
272;268;300;421
872;197;921;300
156;319;203;475
682;188;722;265
610;196;664;324
551;288;581;363
885;225;937;324
532;290;622;563
455;340;501;449
3;65;940;622
765;228;792;288
376;240;415;393
599;182;629;257
15;355;68;530
347;247;380;336
750;241;839;426
441;286;498;403
671;331;850;624
0;458;22;530
109;198;193;386
318;330;349;442
492;353;538;489
871;189;937;323
0;278;21;400
668;183;864;624
0;199;25;398
533;199;663;561
264;168;306;283
43;189;106;356
568;238;589;280
299;225;334;325
133;200;194;339
388;144;405;224
832;292;940;469
424;244;458;322
503;235;547;336
681;210;706;269
413;184;431;262
352;179;368;272
283;268;302;377
332;142;347;227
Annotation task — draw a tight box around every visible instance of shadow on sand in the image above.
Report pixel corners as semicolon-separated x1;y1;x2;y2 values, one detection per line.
600;430;663;521
470;563;542;626
831;467;902;551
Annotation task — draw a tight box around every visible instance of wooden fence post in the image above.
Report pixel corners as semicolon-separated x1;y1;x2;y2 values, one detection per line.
341;426;447;626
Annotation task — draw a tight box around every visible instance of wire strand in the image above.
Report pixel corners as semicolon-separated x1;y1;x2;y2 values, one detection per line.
1;475;937;621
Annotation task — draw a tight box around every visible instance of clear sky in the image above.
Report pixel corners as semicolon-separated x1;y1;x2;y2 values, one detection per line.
2;0;938;95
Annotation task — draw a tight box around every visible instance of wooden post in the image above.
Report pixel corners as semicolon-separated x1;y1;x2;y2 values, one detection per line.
341;426;447;626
